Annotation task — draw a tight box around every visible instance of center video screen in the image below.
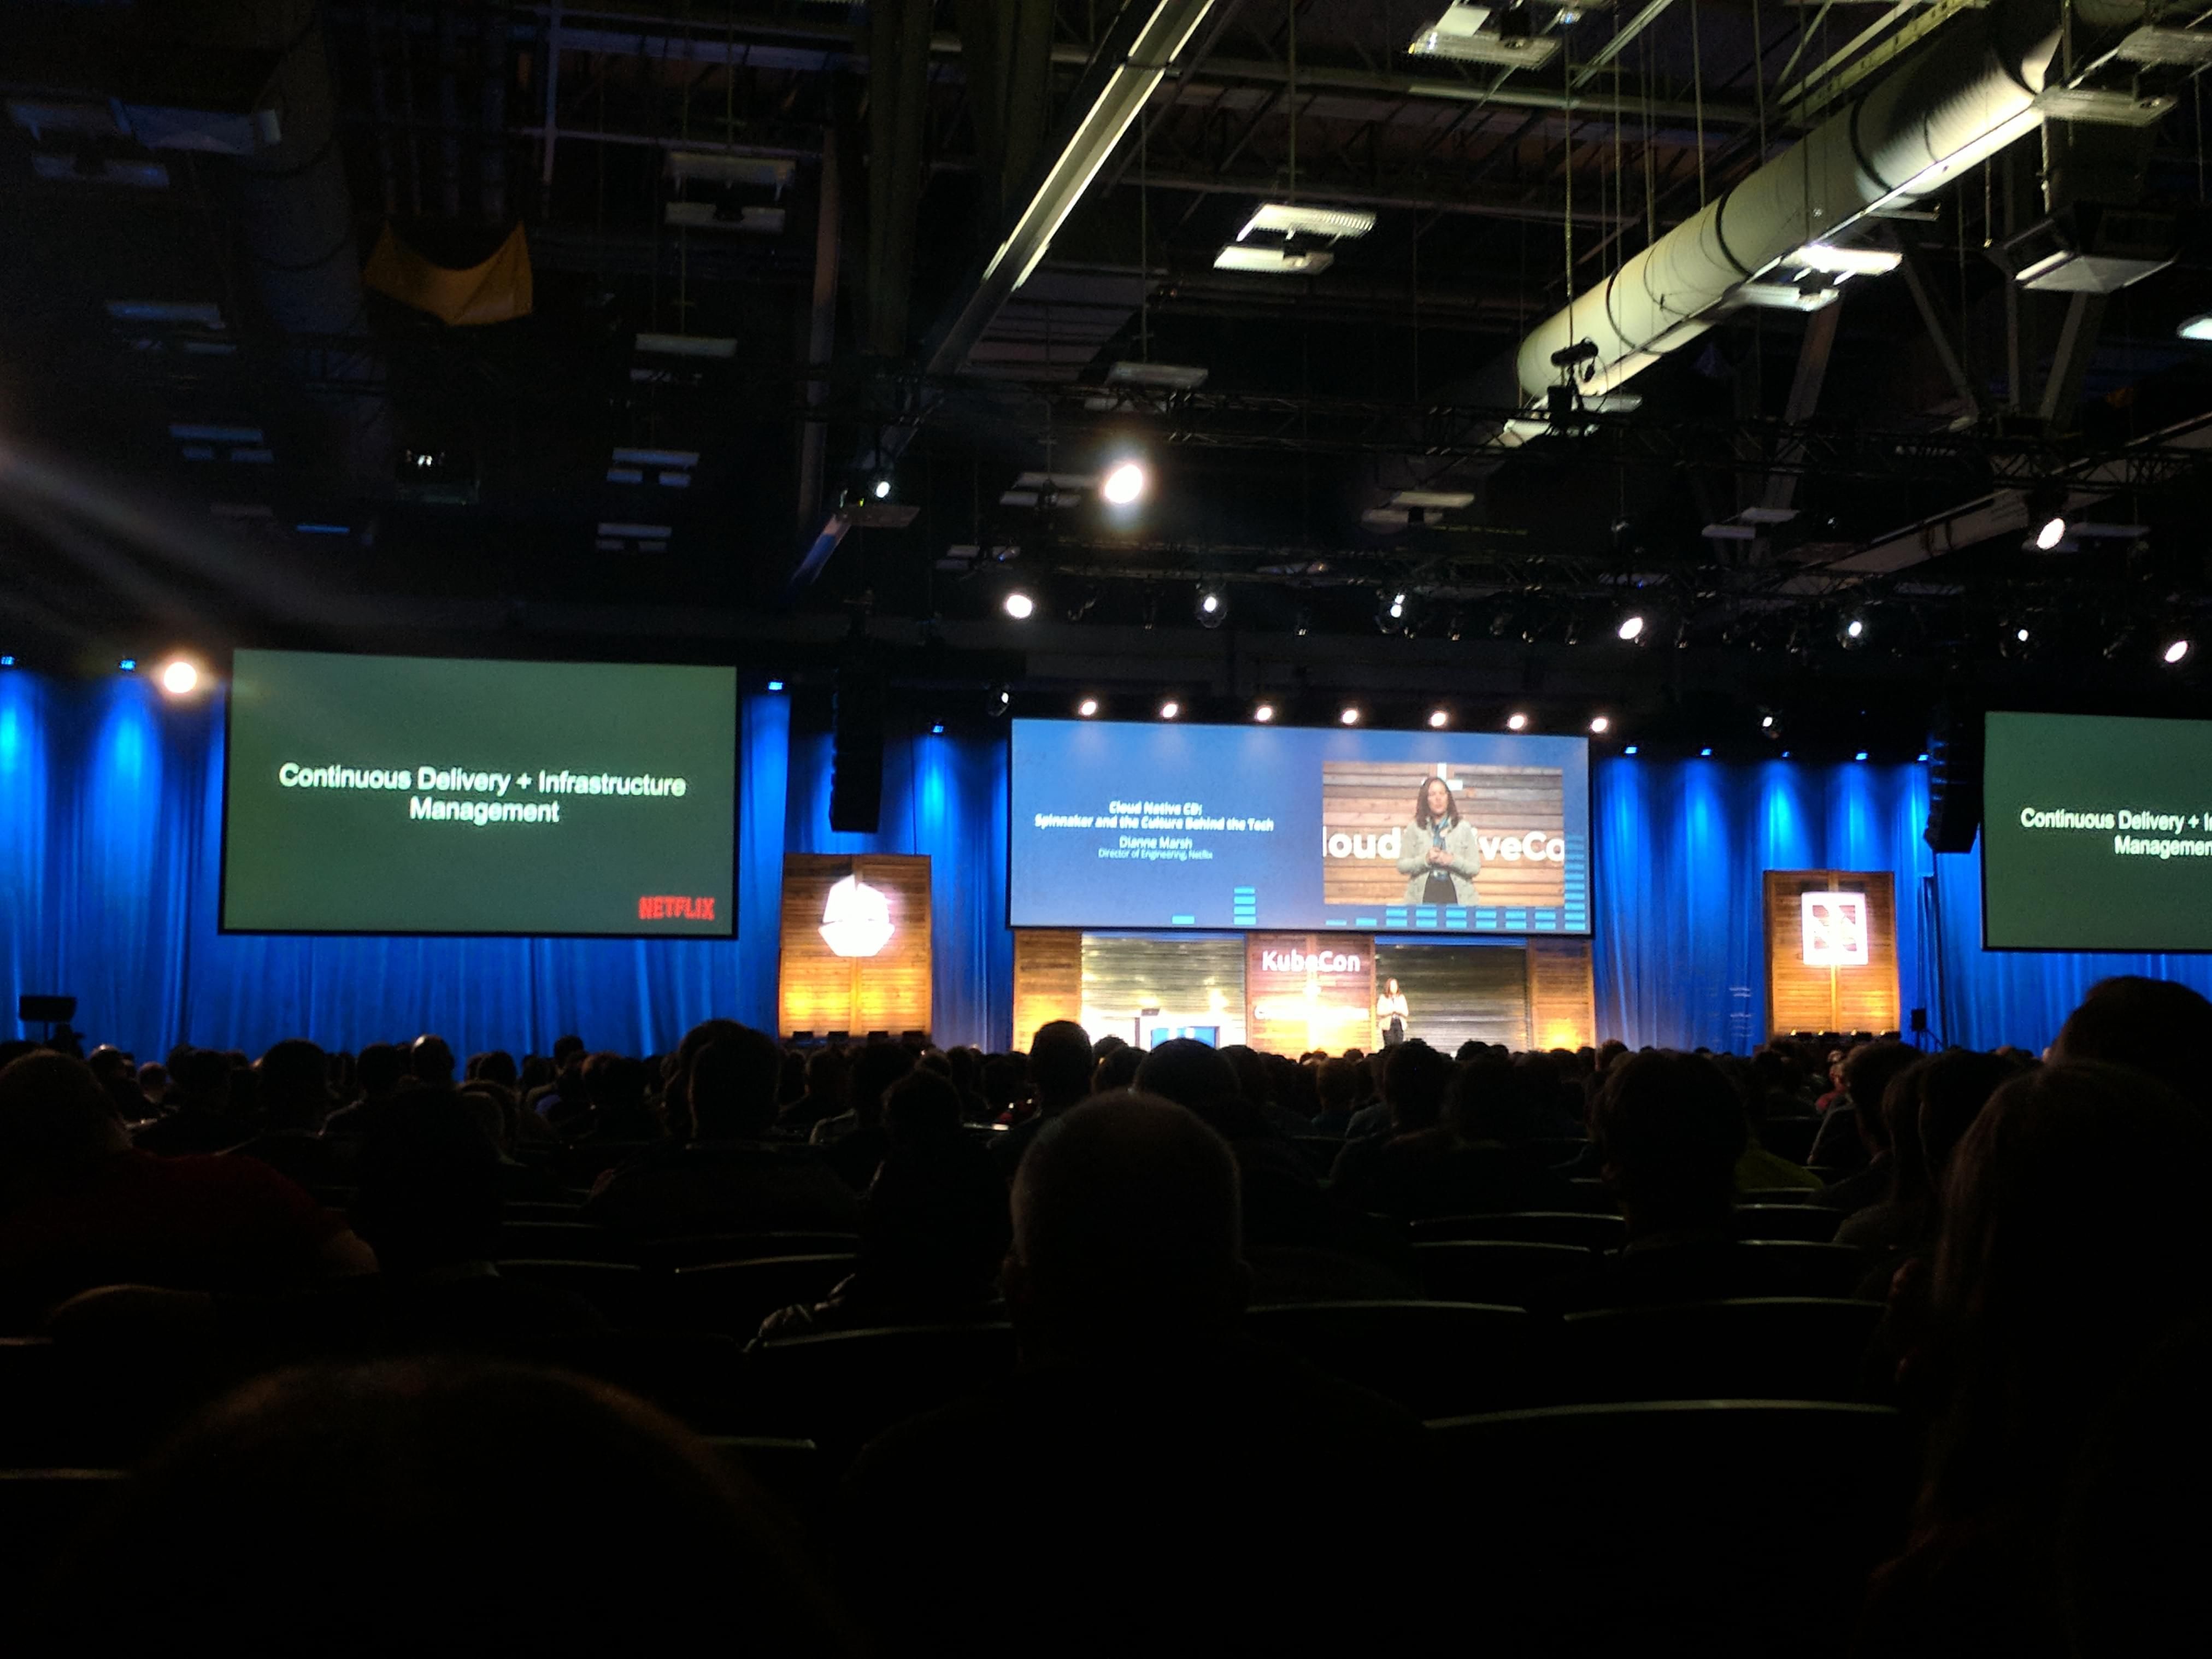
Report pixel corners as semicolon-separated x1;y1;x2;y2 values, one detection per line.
1983;709;2212;952
222;649;738;937
1010;719;1591;933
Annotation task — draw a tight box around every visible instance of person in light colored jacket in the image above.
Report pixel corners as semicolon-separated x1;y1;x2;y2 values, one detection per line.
1395;775;1483;905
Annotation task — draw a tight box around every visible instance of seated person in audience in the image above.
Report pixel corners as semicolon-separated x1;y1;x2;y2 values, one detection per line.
1328;1039;1452;1199
1309;1054;1360;1137
85;1045;145;1125
1806;1038;1922;1178
1530;1050;1819;1315
761;1072;1011;1339
777;1046;850;1137
320;1042;408;1138
0;1052;373;1331
811;1041;919;1190
1725;1054;1825;1193
1857;1061;2212;1657
575;1051;663;1143
842;1094;1437;1657
585;1024;858;1239
230;1038;356;1191
134;1058;169;1112
1091;1042;1142;1093
1221;1044;1314;1136
465;1049;518;1087
54;1358;853;1656
1346;1054;1580;1220
2052;974;2212;1113
132;1046;257;1155
991;1020;1093;1175
408;1034;458;1086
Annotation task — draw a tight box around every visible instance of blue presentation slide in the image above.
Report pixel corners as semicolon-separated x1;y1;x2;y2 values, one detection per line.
1010;719;1591;934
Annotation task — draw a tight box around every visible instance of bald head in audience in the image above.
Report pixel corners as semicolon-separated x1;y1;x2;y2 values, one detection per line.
1006;1093;1249;1358
2054;976;2212;1111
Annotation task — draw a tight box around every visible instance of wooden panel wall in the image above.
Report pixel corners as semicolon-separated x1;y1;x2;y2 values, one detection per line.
1763;870;1901;1038
1526;937;1598;1050
1245;934;1376;1055
1013;930;1084;1052
1374;942;1532;1052
1320;761;1567;913
778;854;932;1038
1079;933;1248;1048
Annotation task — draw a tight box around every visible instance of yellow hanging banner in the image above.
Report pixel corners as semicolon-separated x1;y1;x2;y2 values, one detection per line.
363;222;533;326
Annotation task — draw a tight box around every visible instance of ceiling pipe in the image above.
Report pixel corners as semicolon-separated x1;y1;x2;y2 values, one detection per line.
1513;0;2147;406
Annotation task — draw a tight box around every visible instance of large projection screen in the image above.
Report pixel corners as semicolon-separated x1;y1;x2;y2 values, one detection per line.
222;649;738;937
1010;719;1591;933
1984;709;2212;952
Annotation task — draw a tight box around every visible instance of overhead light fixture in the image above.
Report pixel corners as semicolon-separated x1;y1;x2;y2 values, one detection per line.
1731;280;1842;311
2164;637;2193;665
2115;25;2212;65
1625;745;1639;755
1428;708;1450;729
158;657;201;696
1616;613;1646;642
1699;747;1714;758
931;722;946;735
1589;715;1610;734
1195;586;1228;628
1410;3;1563;67
1159;698;1181;720
991;687;1012;716
1506;712;1529;732
766;680;785;692
1254;702;1276;723
870;478;892;501
1340;705;1361;726
0;656;14;668
1105;360;1208;390
1841;615;1868;645
1389;489;1475;510
1855;751;1870;763
1003;590;1037;620
1760;714;1776;730
1239;203;1376;241
1077;697;1099;717
119;658;138;672
2032;86;2175;127
1101;458;1148;505
2015;625;2032;643
2032;514;2067;551
1213;245;1335;275
1786;244;1902;277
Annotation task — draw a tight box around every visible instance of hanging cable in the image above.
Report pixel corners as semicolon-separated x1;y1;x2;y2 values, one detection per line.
1287;0;1297;200
1691;0;1708;207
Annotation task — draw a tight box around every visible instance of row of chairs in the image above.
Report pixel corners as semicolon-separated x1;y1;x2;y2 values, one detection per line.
0;1296;1886;1470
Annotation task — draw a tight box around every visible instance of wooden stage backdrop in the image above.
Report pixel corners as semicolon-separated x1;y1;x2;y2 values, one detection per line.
1014;930;1597;1055
1320;760;1568;914
1762;869;1901;1039
779;854;932;1038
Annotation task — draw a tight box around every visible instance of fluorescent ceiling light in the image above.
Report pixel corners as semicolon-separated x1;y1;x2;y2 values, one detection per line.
2033;87;2175;127
1731;280;1839;311
1239;203;1377;241
636;332;736;358
2179;314;2212;342
664;152;794;189
1106;360;1209;389
1787;243;1901;277
1390;490;1475;510
1409;22;1561;67
1214;245;1334;274
1426;2;1492;37
611;448;698;468
107;300;224;327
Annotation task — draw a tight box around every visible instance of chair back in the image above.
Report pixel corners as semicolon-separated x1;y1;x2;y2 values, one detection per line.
1246;1300;1536;1416
1732;1203;1843;1242
1413;1239;1591;1307
640;1231;862;1272
666;1254;860;1337
1411;1210;1626;1250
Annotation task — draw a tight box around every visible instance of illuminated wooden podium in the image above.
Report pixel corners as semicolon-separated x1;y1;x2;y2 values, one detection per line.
778;855;932;1039
1762;870;1900;1038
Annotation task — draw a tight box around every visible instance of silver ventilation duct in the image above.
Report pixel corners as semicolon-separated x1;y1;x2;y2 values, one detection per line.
1515;0;2147;404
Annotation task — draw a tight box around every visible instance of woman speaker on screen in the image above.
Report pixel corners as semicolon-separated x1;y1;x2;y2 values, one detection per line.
1395;775;1482;906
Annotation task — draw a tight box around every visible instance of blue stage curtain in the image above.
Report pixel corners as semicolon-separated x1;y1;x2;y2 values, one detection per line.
7;669;2204;1062
1590;758;1936;1051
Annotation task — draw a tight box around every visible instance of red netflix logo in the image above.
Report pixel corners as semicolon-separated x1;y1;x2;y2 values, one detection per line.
638;896;716;921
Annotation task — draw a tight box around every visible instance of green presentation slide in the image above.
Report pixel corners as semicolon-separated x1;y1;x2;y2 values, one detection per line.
1982;710;2212;952
222;650;737;937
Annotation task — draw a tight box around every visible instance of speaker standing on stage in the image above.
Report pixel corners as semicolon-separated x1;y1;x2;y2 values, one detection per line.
1395;775;1482;907
1375;978;1410;1048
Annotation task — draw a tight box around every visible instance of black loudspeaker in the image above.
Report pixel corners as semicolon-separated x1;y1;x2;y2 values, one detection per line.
1923;710;1984;855
829;663;885;833
17;995;77;1023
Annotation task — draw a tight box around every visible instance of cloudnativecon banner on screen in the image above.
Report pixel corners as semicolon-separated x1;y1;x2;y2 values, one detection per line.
1010;719;1591;933
1983;710;2212;952
222;650;737;937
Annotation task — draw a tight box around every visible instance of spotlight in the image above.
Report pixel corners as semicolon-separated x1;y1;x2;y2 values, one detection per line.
1855;750;1869;762
2024;482;2068;551
766;679;785;692
2016;626;2030;642
931;721;945;734
1195;586;1227;628
1003;590;1036;620
119;658;137;672
1839;614;1867;647
870;478;892;501
1340;705;1361;726
1616;613;1646;642
1428;708;1450;729
1390;591;1407;620
2164;637;2193;665
1917;751;1931;763
1294;608;1312;638
1;655;14;667
1624;744;1639;755
990;686;1011;717
1254;702;1276;723
157;658;200;697
1589;715;1610;734
1159;698;1180;720
1699;746;1713;757
1077;697;1099;717
1781;749;1792;758
1760;714;1775;730
1506;712;1529;732
2033;515;2066;551
1101;458;1148;506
